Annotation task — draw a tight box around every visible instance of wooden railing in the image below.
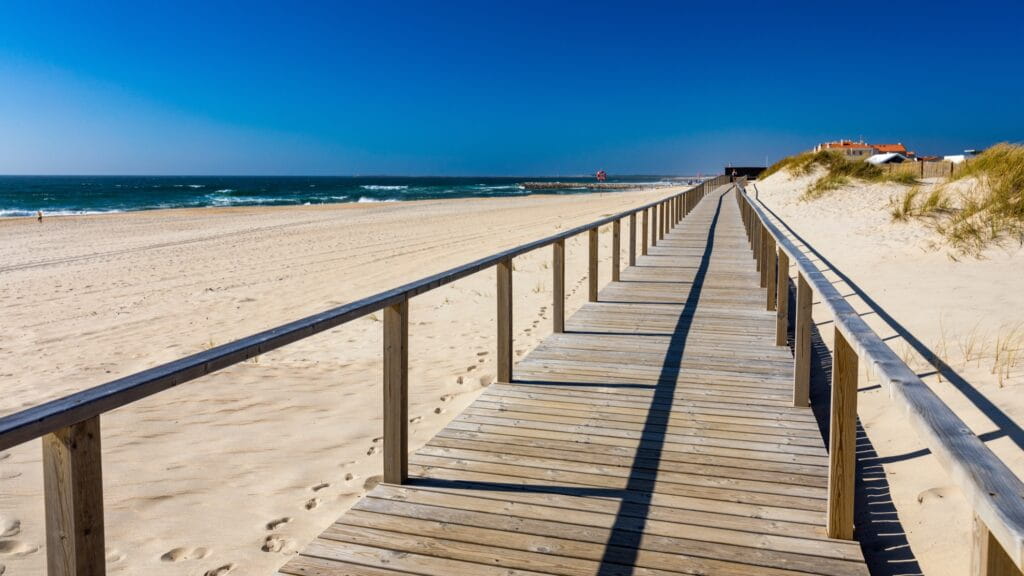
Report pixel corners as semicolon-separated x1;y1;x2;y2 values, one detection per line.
0;175;732;576
735;183;1024;576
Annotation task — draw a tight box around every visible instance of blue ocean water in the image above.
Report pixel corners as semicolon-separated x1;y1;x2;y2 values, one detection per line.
0;175;692;217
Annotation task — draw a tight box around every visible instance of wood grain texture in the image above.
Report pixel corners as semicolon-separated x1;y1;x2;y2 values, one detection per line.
283;184;869;576
628;213;636;267
43;416;106;576
553;240;565;334
641;208;649;255
827;327;858;540
588;228;599;302
794;272;812;407
383;300;409;484
612;219;621;282
497;258;513;383
766;236;778;312
975;514;1024;576
776;249;790;347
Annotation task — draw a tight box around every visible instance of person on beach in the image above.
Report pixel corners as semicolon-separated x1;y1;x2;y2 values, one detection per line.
37;210;43;222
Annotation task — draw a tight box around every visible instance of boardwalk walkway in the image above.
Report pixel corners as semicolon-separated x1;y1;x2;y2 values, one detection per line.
281;186;870;575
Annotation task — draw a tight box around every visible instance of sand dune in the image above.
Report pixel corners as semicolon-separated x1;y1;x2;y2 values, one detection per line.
0;187;676;575
752;169;1024;575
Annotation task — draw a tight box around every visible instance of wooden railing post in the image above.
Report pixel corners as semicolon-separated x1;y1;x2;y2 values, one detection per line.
612;219;621;282
497;258;513;382
827;327;858;540
628;213;637;267
641;208;649;255
588;228;599;302
43;415;106;576
759;225;769;287
651;205;658;247
766;236;778;311
794;272;812;407
553;240;565;334
383;299;409;485
776;248;790;346
973;515;1024;575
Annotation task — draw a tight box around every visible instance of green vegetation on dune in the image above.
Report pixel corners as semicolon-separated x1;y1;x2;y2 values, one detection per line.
763;150;917;199
939;143;1024;254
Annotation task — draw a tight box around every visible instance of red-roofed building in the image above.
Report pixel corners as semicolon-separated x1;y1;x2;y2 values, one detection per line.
873;143;908;155
814;140;876;158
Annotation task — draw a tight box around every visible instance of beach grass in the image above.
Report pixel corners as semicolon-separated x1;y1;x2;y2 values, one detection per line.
938;143;1024;254
763;150;918;199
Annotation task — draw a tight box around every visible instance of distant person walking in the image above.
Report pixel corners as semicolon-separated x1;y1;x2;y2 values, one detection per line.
37;210;43;223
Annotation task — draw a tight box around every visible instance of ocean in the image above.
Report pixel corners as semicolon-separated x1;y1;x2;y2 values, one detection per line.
0;175;693;217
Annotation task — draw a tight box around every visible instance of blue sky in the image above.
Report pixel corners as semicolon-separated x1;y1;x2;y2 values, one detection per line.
1;1;1021;175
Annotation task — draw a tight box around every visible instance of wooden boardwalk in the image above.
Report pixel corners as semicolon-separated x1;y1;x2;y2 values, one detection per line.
281;186;870;576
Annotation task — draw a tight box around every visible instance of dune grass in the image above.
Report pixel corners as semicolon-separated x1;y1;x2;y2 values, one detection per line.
890;186;952;221
937;143;1024;254
763;150;918;199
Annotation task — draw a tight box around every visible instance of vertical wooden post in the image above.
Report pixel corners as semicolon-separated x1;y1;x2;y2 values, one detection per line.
661;202;667;237
766;237;778;311
759;226;769;287
641;208;649;255
651;205;657;247
794;272;812;407
827;327;858;540
628;213;636;267
43;415;107;576
383;299;409;485
588;228;599;302
553;240;565;334
497;258;513;382
776;249;790;346
973;515;1024;575
612;219;621;282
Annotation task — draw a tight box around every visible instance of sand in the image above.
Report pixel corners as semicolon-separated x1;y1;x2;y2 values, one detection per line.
0;186;678;576
752;169;1024;575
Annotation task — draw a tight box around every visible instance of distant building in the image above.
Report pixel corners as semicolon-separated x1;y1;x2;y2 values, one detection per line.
814;140;876;158
866;153;908;165
872;143;908;155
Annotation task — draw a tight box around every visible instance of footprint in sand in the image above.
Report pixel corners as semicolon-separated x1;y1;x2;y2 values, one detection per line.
0;540;37;557
160;547;211;562
479;374;494;387
409;416;422;424
476;351;488;357
916;486;951;504
311;482;330;492
366;445;377;456
266;517;292;531
261;534;297;554
434;407;446;415
456;376;464;385
0;517;20;538
106;549;126;564
304;497;321;510
344;472;356;482
204;563;236;576
466;365;477;372
1;563;5;575
440;394;454;403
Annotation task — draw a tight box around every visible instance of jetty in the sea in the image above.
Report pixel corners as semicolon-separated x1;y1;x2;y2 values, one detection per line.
3;176;1024;575
520;181;673;190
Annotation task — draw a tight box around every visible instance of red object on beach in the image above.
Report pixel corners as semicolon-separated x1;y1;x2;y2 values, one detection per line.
596;170;607;182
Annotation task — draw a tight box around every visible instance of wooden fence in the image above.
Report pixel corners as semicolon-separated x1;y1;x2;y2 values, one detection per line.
736;184;1024;576
882;160;967;179
0;175;731;576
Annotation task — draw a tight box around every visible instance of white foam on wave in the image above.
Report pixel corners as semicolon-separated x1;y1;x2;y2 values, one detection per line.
357;197;398;203
188;184;205;189
1;208;124;217
360;185;408;191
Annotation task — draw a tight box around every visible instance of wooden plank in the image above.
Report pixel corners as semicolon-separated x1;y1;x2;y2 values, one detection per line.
776;249;790;346
382;299;408;484
612;219;621;282
628;213;637;267
766;236;777;311
497;258;512;382
794;272;811;407
588;228;598;302
827;327;858;540
553;240;565;334
43;415;106;576
975;514;1024;576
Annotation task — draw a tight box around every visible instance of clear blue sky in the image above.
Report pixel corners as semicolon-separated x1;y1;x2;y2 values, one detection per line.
1;0;1021;175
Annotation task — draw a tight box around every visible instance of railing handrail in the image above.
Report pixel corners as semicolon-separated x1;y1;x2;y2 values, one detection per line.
0;178;725;452
736;182;1024;569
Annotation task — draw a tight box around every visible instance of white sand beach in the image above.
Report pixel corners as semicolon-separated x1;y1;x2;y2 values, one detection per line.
0;187;677;576
752;168;1024;575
